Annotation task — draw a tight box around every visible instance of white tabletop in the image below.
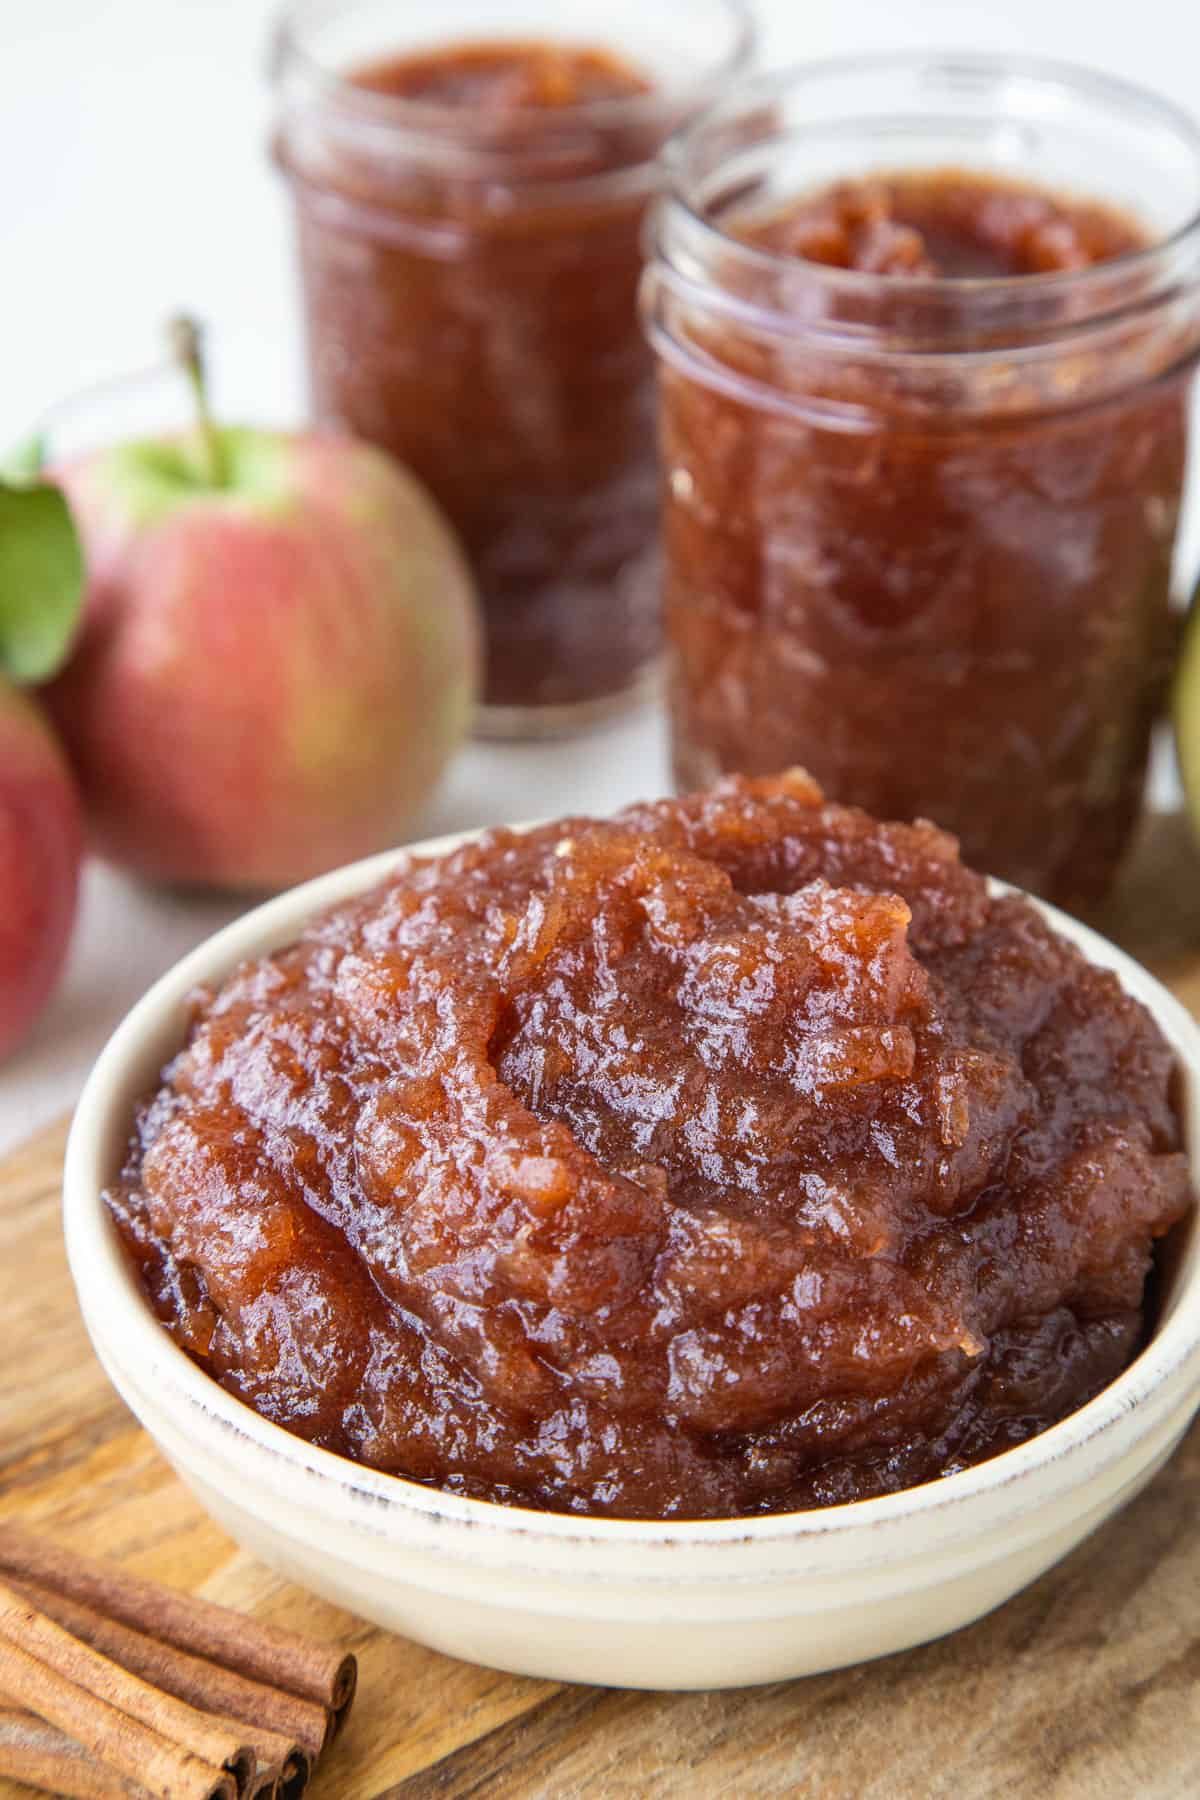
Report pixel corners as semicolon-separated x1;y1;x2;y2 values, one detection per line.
3;0;1199;1154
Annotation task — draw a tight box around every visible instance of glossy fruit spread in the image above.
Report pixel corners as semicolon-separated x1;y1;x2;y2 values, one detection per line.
738;170;1145;276
352;39;652;112
108;774;1192;1518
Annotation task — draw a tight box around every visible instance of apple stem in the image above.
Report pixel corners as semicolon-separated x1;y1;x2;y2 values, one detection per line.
0;433;46;485
168;315;226;488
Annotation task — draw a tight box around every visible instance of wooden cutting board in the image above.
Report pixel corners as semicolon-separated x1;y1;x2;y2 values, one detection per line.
4;813;1200;1800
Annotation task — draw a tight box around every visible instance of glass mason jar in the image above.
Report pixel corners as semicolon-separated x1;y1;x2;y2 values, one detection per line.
271;0;755;738
643;55;1200;910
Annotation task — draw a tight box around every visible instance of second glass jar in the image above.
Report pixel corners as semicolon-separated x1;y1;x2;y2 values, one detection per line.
272;0;754;736
643;55;1200;909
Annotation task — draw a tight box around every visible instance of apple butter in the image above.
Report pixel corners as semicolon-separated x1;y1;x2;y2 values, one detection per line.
272;6;753;731
644;60;1200;910
108;772;1192;1519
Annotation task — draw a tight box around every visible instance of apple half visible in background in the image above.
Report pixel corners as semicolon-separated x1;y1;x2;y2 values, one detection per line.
0;682;82;1058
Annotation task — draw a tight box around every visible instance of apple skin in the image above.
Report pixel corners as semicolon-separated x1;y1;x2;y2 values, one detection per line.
44;429;481;890
0;682;82;1059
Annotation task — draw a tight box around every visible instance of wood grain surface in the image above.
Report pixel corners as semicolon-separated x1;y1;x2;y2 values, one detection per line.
3;812;1200;1798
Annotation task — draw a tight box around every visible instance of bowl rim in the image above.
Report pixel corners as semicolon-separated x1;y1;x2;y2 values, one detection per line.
63;824;1200;1553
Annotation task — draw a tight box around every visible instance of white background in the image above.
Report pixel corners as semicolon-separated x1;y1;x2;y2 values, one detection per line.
3;0;1200;1151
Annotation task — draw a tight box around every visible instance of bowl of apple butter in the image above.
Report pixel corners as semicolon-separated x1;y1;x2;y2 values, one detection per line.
64;773;1200;1688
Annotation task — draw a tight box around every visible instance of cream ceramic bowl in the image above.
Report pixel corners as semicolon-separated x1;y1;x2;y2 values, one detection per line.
63;831;1200;1691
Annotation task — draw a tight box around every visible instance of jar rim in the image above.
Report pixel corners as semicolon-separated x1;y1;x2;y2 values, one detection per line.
662;51;1200;308
270;0;757;139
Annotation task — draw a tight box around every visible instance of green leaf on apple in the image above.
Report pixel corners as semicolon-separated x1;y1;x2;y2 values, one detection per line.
0;477;85;685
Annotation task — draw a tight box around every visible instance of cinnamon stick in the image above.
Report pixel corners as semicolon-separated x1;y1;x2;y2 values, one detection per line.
0;1524;356;1734
0;1634;235;1800
10;1575;319;1777
0;1706;157;1800
0;1577;258;1790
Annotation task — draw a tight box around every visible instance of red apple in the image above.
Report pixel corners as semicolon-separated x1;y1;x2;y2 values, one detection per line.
45;426;480;890
0;681;82;1058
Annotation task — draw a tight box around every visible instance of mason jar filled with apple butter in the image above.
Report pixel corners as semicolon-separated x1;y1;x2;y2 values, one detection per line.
643;55;1200;910
271;0;754;737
